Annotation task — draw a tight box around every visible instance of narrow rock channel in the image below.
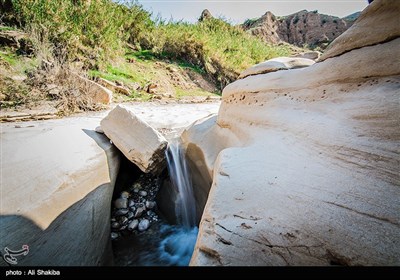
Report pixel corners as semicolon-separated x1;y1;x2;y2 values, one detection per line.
110;141;200;266
97;103;220;266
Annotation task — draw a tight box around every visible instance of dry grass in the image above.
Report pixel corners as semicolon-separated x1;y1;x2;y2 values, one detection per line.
0;25;105;114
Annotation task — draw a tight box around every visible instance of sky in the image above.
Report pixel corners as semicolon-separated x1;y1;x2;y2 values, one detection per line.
137;0;369;24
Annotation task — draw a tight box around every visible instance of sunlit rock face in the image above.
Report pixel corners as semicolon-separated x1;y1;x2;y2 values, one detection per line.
186;0;400;266
0;118;120;265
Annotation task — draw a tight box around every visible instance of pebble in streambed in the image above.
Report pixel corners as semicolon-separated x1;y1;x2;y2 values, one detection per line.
110;174;161;240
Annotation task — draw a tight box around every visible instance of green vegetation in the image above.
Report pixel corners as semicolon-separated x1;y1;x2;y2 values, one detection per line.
142;18;290;88
0;26;17;31
1;0;293;113
10;0;152;67
243;18;258;27
175;88;218;100
0;50;18;66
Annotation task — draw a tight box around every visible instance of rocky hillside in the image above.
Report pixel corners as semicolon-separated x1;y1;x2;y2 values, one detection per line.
242;9;359;49
185;0;400;265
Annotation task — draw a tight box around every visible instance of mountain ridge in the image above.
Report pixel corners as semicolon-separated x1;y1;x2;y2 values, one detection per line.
240;9;360;49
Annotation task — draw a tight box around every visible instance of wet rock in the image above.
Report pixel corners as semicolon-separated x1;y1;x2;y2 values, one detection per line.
128;199;135;208
119;225;127;231
134;206;146;218
145;201;156;209
138;219;150;231
136;202;144;208
119;216;128;225
111;232;119;240
111;222;120;229
139;190;147;197
115;209;129;216
126;211;134;220
128;219;139;231
114;198;128;209
147;210;159;222
120;191;130;199
147;210;156;217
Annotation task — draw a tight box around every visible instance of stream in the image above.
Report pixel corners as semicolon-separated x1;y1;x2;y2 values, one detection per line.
112;141;200;266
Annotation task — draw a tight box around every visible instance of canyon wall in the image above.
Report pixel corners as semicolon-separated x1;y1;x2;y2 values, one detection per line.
186;0;400;265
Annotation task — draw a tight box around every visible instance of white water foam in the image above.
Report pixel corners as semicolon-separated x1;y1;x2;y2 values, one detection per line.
166;141;197;228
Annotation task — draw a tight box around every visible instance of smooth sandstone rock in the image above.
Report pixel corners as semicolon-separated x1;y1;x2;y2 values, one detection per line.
0;118;120;266
101;105;168;174
293;51;321;61
238;57;315;79
181;115;242;221
187;0;400;266
320;0;400;61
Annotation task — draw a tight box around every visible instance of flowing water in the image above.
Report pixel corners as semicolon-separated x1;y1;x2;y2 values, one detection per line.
114;141;199;266
165;142;197;228
157;141;199;265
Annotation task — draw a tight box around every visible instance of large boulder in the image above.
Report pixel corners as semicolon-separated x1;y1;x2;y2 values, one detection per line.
0;118;120;265
186;0;400;266
100;105;168;174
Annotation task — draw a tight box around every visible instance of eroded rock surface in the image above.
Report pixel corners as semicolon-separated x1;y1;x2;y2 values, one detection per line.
101;105;168;174
242;9;358;48
238;57;315;79
0;118;120;265
187;0;400;266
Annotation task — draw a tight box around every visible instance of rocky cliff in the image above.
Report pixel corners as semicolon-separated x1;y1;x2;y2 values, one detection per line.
242;9;358;48
186;0;400;265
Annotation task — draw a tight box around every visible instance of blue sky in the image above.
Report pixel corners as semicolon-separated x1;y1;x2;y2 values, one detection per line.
137;0;368;23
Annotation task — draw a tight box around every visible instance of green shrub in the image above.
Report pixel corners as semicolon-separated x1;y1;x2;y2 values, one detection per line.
11;0;151;68
6;0;291;91
142;18;290;89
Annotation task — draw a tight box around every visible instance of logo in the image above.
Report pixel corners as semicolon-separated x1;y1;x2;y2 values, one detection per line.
3;245;29;265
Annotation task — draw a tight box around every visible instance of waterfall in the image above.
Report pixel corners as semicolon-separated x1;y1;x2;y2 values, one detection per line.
165;141;197;227
134;141;198;266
